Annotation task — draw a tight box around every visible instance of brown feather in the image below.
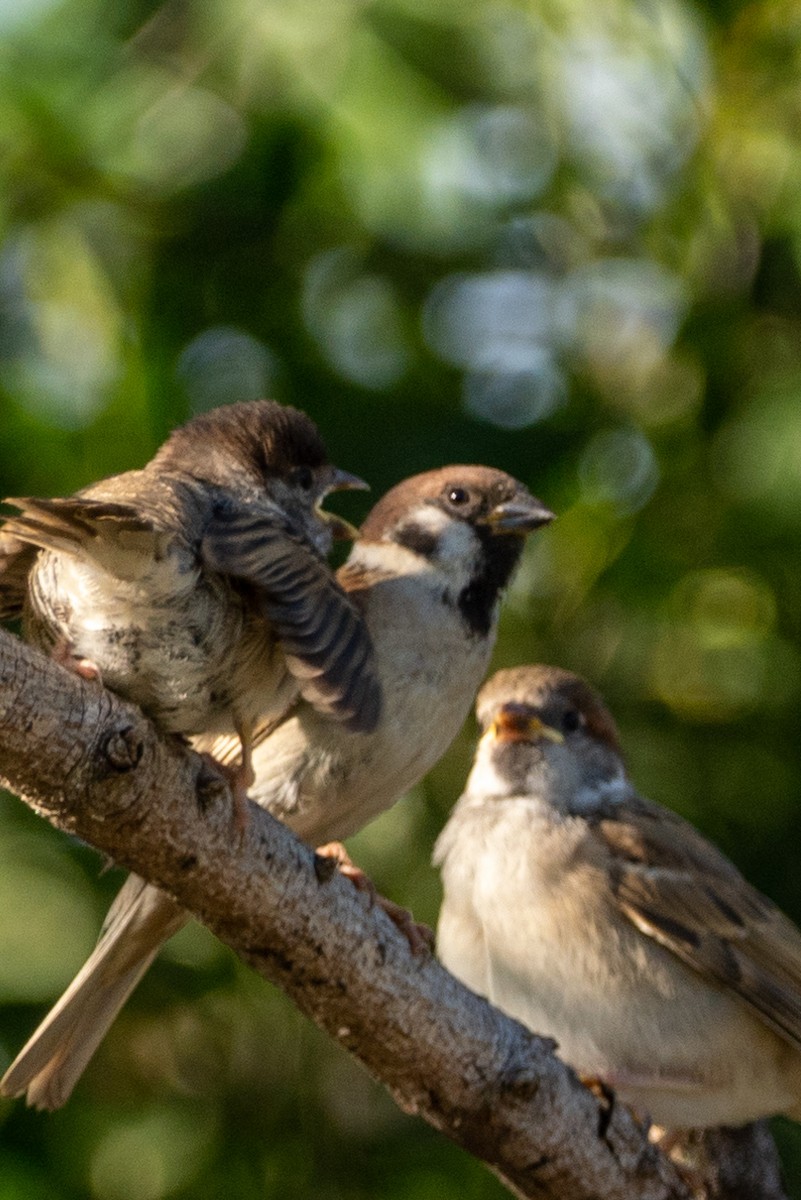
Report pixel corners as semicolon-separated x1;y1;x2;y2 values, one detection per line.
595;799;801;1049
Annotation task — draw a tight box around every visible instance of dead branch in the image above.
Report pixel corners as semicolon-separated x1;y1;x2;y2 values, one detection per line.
0;628;785;1200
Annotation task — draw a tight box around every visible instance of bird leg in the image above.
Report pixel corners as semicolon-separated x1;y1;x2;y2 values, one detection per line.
579;1080;707;1193
648;1128;710;1196
198;722;254;834
314;842;434;956
231;721;255;831
51;636;103;683
578;1074;616;1137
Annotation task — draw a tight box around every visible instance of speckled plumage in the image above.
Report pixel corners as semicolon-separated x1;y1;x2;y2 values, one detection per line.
1;466;554;1110
0;399;380;739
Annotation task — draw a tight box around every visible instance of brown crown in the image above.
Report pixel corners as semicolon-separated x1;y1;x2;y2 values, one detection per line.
359;465;537;539
154;399;329;481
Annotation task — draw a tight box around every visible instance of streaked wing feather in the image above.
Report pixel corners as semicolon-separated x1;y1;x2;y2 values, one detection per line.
202;508;380;732
596;801;801;1050
0;532;36;621
2;496;173;575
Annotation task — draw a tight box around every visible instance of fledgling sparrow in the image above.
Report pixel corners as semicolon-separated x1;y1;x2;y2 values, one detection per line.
0;399;381;796
435;665;801;1130
1;467;554;1110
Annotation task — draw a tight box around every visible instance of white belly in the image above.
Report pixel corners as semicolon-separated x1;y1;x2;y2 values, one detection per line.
27;549;289;737
438;801;801;1127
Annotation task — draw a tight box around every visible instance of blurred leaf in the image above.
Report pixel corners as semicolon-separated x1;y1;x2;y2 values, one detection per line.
2;0;801;1193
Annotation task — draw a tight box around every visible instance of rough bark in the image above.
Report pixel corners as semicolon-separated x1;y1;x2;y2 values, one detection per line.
704;1124;789;1199
0;628;788;1200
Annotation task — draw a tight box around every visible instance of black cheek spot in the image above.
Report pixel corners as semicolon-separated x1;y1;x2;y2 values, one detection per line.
395;522;438;559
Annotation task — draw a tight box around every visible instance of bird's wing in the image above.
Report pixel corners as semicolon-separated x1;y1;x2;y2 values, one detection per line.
594;795;801;1050
2;494;174;581
0;529;37;621
201;504;380;733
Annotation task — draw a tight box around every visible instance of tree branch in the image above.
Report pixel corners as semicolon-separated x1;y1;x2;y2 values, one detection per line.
0;629;785;1200
694;1124;788;1200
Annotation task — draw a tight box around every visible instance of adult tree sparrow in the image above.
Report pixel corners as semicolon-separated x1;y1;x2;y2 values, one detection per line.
435;665;801;1129
1;466;554;1110
0;400;381;796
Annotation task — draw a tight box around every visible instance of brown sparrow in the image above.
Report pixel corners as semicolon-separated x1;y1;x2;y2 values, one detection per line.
0;400;381;794
1;467;554;1109
435;665;801;1130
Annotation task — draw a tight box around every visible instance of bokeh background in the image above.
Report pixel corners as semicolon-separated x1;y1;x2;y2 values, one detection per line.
1;0;801;1195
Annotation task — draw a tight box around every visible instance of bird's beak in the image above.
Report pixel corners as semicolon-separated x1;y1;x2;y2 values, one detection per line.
315;506;360;541
481;495;555;534
316;468;370;541
487;705;564;745
329;468;370;493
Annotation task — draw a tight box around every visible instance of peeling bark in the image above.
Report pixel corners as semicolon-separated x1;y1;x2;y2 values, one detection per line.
0;629;787;1200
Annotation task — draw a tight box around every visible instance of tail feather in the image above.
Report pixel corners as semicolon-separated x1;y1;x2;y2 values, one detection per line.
1;876;187;1110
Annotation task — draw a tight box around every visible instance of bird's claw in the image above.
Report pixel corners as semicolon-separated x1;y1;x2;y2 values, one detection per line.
314;842;433;955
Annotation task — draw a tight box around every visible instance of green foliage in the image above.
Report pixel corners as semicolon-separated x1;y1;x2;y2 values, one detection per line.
1;0;801;1194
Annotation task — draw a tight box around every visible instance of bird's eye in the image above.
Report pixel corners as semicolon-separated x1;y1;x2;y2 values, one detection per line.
291;466;315;491
447;487;470;506
562;709;582;733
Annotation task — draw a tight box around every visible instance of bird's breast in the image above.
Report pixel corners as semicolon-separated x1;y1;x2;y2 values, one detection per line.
25;549;283;735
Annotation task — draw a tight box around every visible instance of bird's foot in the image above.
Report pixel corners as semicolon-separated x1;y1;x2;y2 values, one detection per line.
198;753;253;833
579;1074;615;1107
314;842;434;956
51;636;102;683
649;1128;709;1197
315;841;376;897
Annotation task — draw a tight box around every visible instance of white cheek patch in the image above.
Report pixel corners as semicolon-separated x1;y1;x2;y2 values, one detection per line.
354;503;480;584
435;516;479;567
347;539;430;578
404;504;481;585
409;505;450;533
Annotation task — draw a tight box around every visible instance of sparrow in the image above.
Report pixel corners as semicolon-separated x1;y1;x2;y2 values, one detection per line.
434;665;801;1131
1;466;554;1110
0;399;381;796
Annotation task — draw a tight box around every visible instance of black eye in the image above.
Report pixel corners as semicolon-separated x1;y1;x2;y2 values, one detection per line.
291;466;314;491
562;709;582;734
447;487;470;506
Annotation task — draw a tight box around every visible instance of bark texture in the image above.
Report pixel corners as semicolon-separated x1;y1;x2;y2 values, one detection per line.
0;628;788;1200
677;1124;789;1200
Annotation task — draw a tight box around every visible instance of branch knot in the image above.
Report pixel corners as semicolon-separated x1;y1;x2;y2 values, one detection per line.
101;725;144;772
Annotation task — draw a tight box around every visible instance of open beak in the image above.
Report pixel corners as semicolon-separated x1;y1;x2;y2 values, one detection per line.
329;468;370;493
316;468;370;541
486;704;564;745
316;508;360;541
482;494;555;534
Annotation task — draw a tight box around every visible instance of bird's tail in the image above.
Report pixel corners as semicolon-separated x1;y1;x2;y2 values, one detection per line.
1;875;187;1110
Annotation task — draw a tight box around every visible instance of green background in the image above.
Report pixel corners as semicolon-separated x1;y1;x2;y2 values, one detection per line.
2;0;801;1195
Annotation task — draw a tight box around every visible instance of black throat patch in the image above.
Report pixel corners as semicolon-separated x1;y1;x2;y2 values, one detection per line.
457;529;524;638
